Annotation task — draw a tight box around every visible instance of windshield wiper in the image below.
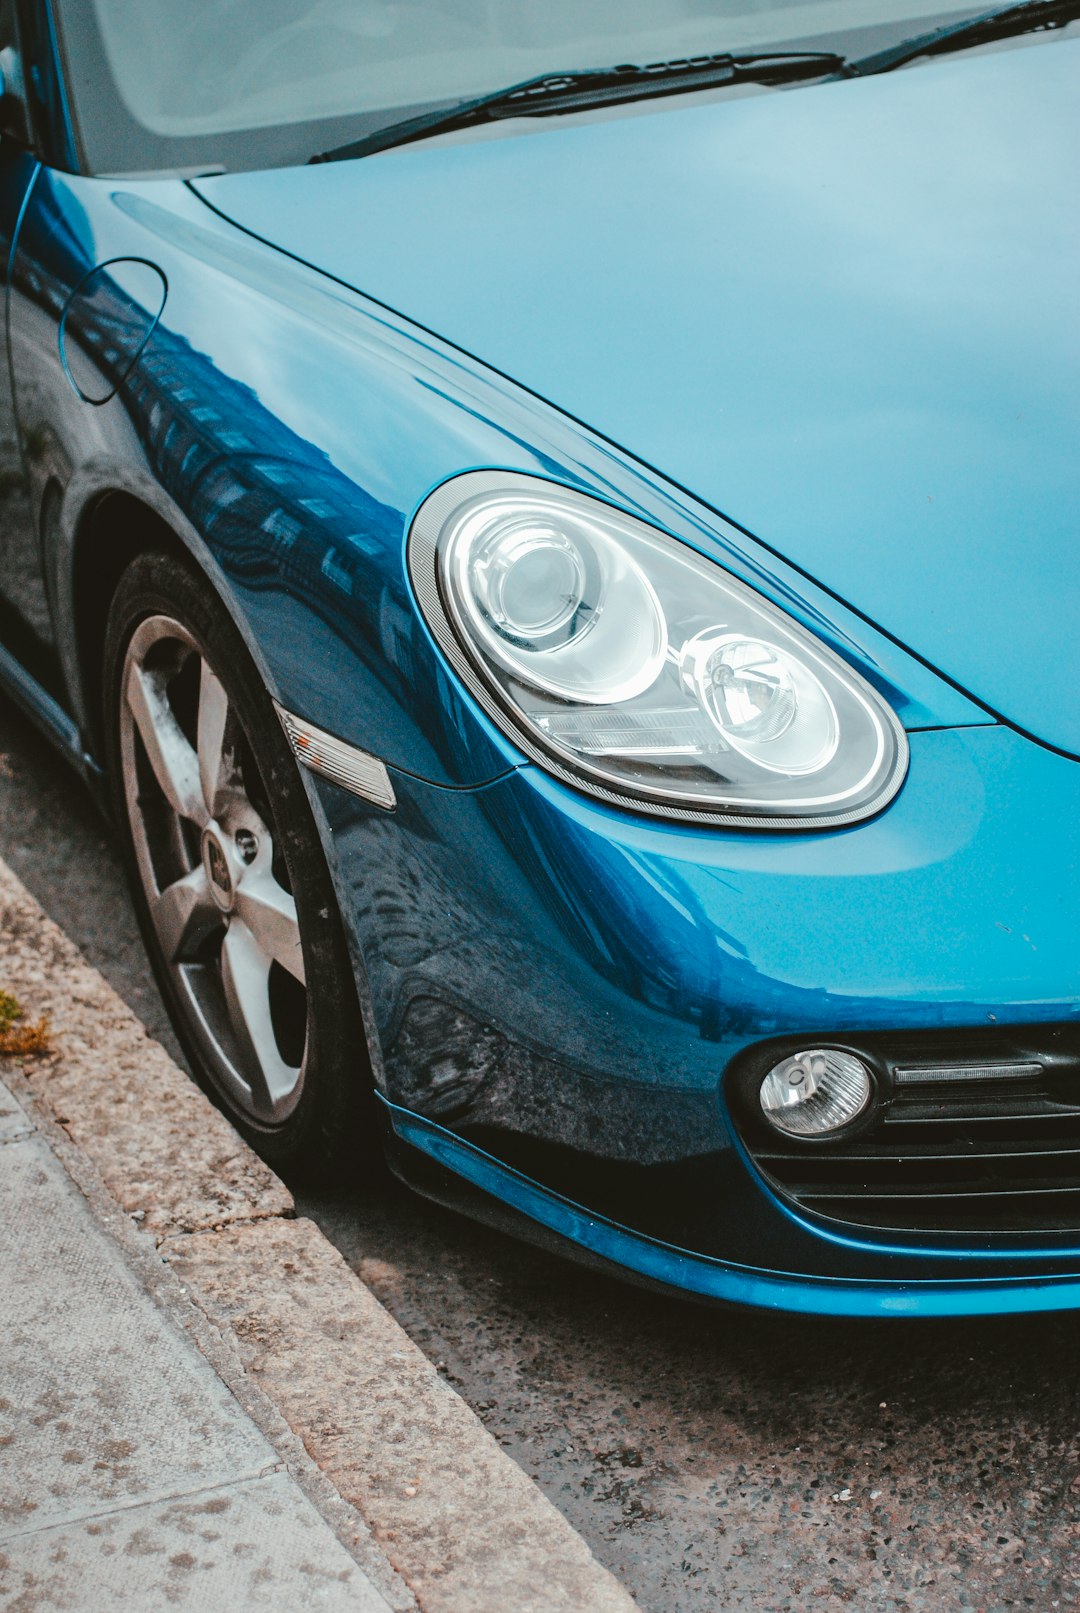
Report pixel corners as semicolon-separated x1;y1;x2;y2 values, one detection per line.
310;50;847;164
847;0;1080;75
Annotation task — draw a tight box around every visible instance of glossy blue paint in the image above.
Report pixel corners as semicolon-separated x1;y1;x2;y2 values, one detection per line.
0;7;1076;1315
4;167;983;781
307;721;1080;1288
195;36;1080;758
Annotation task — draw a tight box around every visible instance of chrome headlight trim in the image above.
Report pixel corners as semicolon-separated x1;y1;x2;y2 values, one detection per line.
408;471;909;829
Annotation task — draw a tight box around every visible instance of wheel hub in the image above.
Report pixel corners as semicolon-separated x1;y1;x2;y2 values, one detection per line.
201;824;236;912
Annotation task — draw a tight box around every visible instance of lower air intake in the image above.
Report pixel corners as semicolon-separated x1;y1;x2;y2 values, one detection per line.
734;1029;1080;1236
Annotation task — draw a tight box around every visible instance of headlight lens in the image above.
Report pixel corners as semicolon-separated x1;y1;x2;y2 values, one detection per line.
451;507;666;702
409;472;908;826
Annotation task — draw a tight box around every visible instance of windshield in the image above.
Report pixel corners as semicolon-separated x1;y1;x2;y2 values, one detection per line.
54;0;1005;175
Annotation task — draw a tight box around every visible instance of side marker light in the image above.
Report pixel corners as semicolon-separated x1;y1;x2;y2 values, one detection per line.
275;703;397;811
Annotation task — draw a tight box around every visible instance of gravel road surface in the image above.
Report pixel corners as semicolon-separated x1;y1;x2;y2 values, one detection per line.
2;689;1077;1612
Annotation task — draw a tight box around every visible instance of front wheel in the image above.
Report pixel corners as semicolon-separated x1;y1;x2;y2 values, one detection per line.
103;549;372;1174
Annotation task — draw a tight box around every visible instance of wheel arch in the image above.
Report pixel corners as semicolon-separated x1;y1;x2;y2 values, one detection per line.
57;468;389;1098
57;468;283;766
69;490;187;764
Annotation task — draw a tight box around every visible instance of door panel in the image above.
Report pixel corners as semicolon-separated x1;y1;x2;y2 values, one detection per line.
0;148;49;680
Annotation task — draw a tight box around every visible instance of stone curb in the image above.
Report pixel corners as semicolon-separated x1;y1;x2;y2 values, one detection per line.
0;856;640;1613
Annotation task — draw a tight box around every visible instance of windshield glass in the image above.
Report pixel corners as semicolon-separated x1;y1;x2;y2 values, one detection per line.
54;0;992;174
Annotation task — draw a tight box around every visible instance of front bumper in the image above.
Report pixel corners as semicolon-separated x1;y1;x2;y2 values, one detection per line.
314;721;1080;1316
381;1100;1080;1318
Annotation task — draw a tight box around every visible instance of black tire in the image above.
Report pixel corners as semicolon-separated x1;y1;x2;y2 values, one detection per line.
102;547;373;1177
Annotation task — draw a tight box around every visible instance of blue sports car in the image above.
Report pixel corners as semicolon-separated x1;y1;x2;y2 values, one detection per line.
0;0;1077;1317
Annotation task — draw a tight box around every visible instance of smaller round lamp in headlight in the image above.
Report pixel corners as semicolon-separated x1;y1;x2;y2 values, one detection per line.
759;1049;872;1138
679;629;839;776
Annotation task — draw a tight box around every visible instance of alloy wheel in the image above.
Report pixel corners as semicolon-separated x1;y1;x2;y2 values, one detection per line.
118;613;308;1124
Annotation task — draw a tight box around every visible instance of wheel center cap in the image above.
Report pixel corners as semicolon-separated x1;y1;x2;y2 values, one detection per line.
201;827;235;912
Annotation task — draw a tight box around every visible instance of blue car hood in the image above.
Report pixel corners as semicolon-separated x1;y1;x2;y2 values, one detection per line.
196;38;1080;756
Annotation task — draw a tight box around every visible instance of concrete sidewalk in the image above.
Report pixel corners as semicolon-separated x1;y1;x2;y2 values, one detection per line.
0;1074;405;1612
0;854;639;1613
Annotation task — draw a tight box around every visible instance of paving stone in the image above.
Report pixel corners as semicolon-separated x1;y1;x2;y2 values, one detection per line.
0;1473;388;1612
0;1118;396;1610
0;1083;32;1145
0;1132;275;1539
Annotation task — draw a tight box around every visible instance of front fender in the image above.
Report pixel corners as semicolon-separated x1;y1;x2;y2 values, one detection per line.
16;169;986;792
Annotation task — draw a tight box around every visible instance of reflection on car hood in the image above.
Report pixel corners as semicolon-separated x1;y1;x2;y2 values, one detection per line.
197;37;1080;756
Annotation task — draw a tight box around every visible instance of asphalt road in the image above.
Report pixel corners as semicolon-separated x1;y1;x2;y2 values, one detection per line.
2;688;1078;1613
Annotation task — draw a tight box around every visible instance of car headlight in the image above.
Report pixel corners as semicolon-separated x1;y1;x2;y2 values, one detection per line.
408;472;908;827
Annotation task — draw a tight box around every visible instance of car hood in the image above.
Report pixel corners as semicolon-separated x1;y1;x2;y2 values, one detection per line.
195;37;1080;756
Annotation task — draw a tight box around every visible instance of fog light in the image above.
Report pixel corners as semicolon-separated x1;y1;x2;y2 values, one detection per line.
759;1049;872;1138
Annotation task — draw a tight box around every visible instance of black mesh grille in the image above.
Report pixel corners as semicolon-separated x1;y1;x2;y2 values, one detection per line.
734;1030;1080;1236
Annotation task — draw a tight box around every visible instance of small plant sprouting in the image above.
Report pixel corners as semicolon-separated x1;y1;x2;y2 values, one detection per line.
0;989;50;1056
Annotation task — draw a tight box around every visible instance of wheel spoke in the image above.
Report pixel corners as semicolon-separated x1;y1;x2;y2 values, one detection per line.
197;658;234;821
234;870;306;986
151;866;220;962
220;919;299;1110
124;658;206;826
